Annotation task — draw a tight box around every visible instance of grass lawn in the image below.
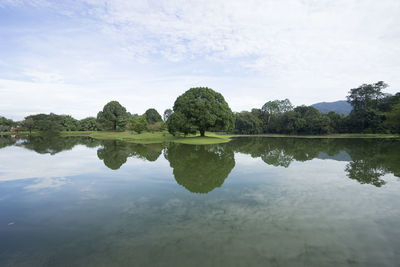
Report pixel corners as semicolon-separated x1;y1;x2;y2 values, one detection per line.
61;130;232;145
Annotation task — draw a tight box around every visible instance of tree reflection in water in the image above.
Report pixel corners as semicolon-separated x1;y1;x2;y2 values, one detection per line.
97;140;130;170
97;141;165;170
229;137;400;187
18;135;101;155
164;143;235;193
2;135;399;188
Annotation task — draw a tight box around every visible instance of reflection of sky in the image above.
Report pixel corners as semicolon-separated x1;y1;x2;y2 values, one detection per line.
1;143;400;266
0;144;173;190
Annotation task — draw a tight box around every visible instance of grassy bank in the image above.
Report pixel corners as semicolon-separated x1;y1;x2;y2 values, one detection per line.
61;131;232;145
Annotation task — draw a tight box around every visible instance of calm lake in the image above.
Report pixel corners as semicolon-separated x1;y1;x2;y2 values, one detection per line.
0;136;399;266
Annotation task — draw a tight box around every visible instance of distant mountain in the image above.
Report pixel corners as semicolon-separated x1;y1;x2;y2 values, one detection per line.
311;100;352;115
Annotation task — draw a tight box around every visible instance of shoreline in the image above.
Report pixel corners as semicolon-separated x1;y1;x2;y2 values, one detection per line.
1;131;399;145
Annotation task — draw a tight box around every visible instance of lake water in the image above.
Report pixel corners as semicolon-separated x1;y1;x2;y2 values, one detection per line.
0;136;400;266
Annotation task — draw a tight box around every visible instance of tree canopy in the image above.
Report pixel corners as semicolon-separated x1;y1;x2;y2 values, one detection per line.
261;99;293;115
0;116;16;132
347;81;387;111
235;111;263;134
129;115;148;134
2;81;399;136
97;101;128;131
144;108;163;124
170;87;235;136
79;117;98;131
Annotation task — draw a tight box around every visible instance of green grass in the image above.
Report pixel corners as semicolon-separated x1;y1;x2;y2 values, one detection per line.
61;130;232;145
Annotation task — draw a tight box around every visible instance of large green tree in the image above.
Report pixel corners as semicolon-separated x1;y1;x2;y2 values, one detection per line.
97;101;128;131
262;99;293;116
346;81;389;133
347;81;386;111
171;87;235;136
261;99;293;132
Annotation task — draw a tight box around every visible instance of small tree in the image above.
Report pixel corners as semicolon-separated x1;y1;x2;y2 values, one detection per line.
22;118;35;134
163;109;173;122
144;108;163;124
129;115;147;134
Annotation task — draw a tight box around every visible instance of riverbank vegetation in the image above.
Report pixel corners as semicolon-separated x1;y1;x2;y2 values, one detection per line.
1;82;400;144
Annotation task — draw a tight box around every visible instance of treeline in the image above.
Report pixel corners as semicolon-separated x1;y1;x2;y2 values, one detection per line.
1;81;400;135
235;81;400;134
0;104;169;134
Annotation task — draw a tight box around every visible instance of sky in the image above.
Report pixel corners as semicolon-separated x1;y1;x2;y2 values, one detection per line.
1;0;399;120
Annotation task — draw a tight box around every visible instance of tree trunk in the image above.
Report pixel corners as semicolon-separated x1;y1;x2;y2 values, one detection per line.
200;129;205;137
113;121;117;131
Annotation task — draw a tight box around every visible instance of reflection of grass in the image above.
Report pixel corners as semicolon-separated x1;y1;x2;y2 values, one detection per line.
61;131;232;145
175;136;231;145
2;130;398;144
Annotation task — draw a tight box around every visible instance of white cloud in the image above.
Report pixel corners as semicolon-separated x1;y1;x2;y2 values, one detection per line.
0;0;399;119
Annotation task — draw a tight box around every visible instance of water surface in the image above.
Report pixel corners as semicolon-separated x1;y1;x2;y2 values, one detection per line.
0;136;399;266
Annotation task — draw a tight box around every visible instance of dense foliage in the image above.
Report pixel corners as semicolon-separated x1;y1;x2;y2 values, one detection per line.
23;114;78;133
234;81;400;135
97;101;128;131
79;117;99;131
144;108;163;124
1;82;399;135
129;115;148;134
168;87;235;136
0;116;15;132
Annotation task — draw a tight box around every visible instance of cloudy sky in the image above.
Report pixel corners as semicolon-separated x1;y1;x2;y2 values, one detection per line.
1;0;399;120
